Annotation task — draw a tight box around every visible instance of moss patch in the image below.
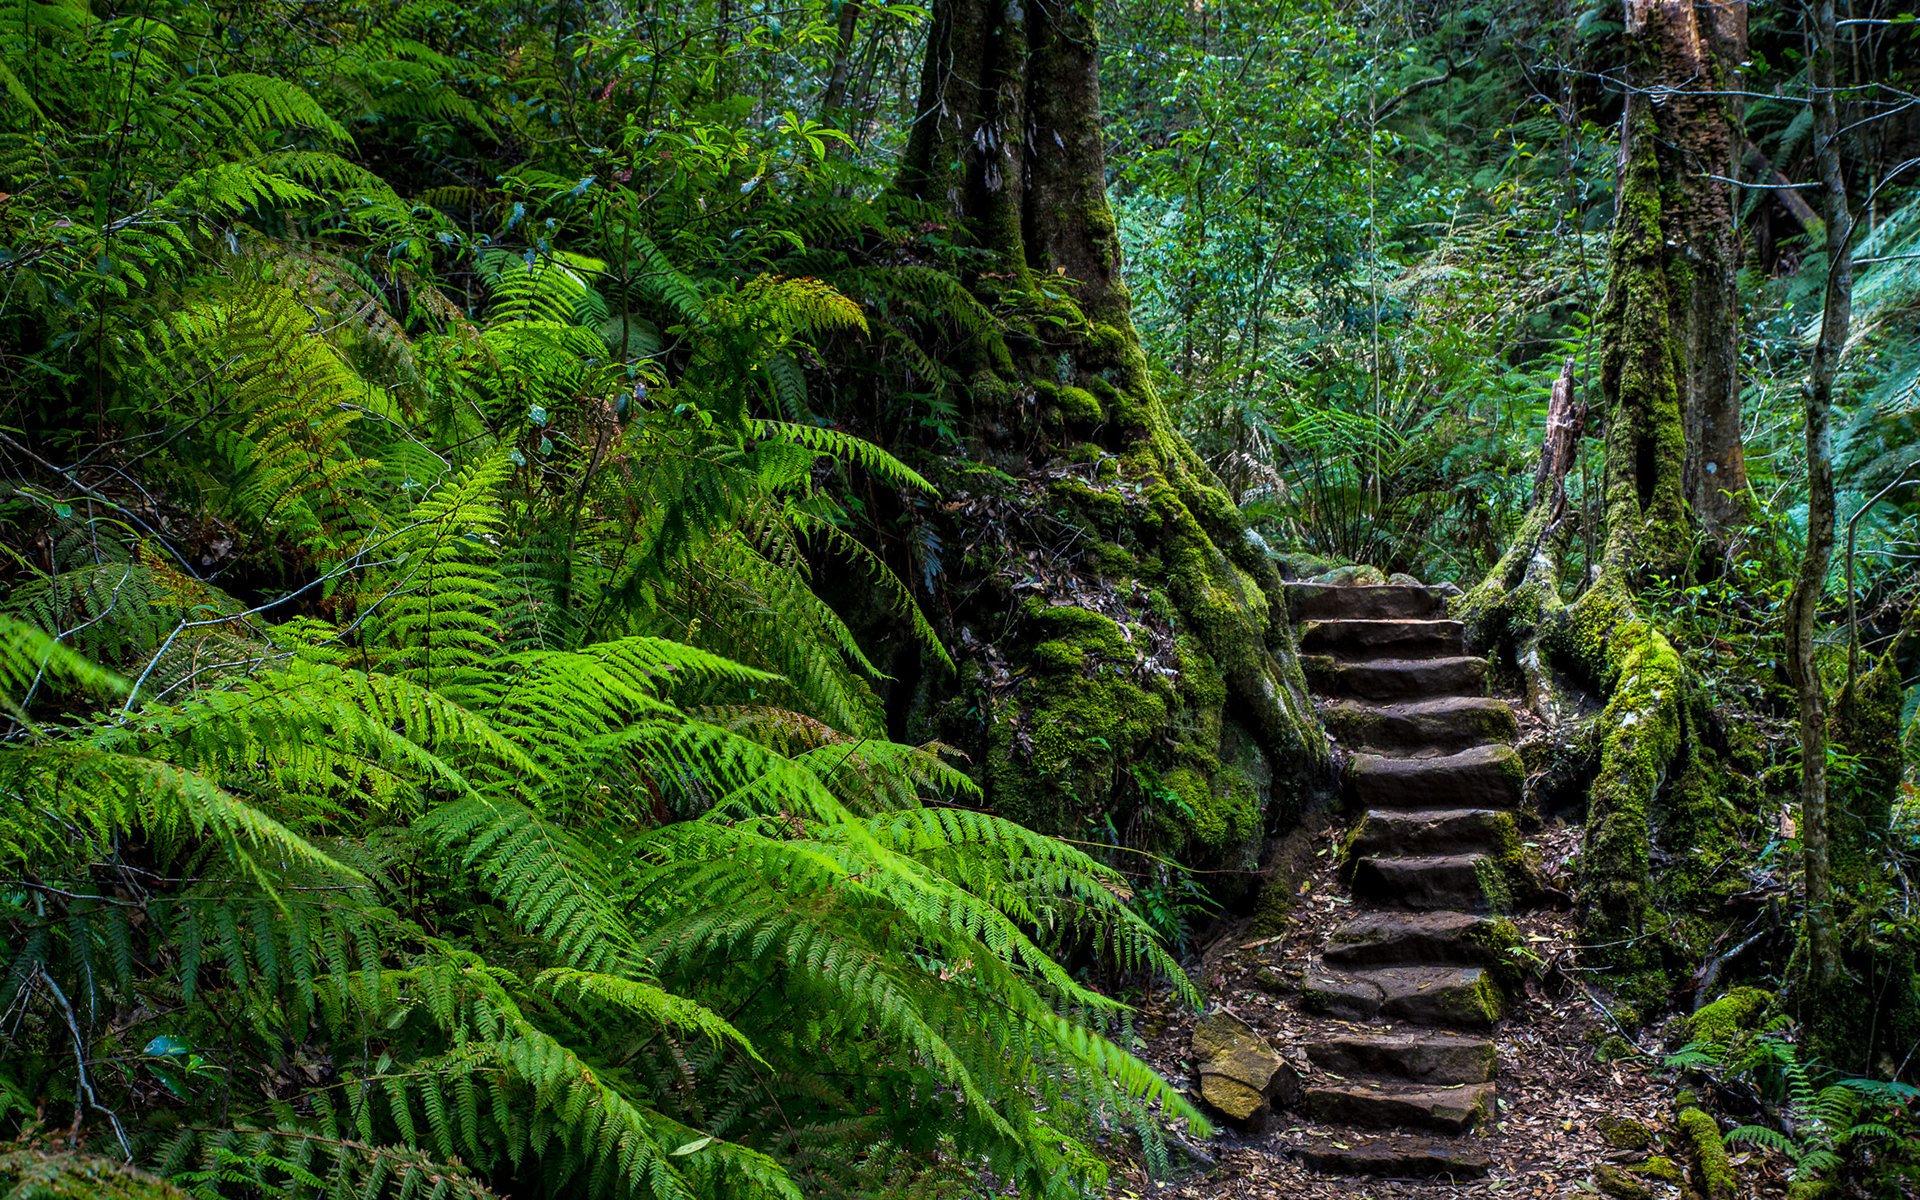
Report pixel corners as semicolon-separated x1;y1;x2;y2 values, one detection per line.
1598;1115;1656;1152
1684;986;1772;1048
1674;1107;1734;1200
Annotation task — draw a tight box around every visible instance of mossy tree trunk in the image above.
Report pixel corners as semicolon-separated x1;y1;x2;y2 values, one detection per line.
1621;0;1752;547
884;0;1329;883
1459;1;1755;1000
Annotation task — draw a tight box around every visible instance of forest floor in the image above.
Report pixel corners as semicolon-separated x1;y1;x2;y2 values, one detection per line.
1117;818;1791;1199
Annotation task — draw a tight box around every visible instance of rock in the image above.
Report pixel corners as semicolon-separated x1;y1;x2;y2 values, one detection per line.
1598;1114;1656;1151
1321;695;1518;755
1304;653;1488;701
1347;744;1523;810
1350;852;1500;912
1285;583;1440;622
1324;910;1508;967
1298;617;1466;659
1304;1079;1496;1133
1189;1010;1293;1128
1309;564;1389;586
1306;1032;1496;1083
1298;1136;1492;1178
1387;572;1422;587
1301;963;1505;1028
1592;1163;1654;1200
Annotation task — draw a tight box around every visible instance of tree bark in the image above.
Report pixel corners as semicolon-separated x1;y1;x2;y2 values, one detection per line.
890;0;1328;873
1621;0;1752;545
1789;0;1850;989
821;0;864;116
1533;357;1584;519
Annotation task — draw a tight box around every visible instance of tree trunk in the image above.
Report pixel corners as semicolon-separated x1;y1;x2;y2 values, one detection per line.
821;0;863;115
890;0;1328;876
1789;0;1851;989
1622;0;1752;546
1595;93;1689;576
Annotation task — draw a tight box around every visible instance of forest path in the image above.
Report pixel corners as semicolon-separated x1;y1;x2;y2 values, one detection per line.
1282;581;1517;1179
1139;581;1686;1197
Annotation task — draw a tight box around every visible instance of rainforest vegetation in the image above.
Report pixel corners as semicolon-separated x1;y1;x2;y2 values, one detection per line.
2;0;1919;1196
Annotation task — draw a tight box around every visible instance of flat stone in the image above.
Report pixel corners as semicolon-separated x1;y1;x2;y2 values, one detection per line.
1324;911;1505;968
1347;807;1515;859
1298;618;1465;660
1302;964;1505;1028
1347;744;1524;809
1323;696;1518;756
1299;1136;1494;1178
1307;1032;1496;1083
1306;564;1390;586
1304;655;1487;702
1190;1010;1293;1128
1305;1079;1496;1133
1351;853;1499;911
1286;583;1441;623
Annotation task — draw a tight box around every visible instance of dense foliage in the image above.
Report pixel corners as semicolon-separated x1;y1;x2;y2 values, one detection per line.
6;0;1920;1196
0;1;1202;1196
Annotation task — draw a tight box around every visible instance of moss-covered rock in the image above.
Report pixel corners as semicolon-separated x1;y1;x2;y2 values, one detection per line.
1598;1115;1657;1151
1685;987;1772;1048
1591;1164;1653;1200
1309;564;1387;586
1631;1154;1683;1183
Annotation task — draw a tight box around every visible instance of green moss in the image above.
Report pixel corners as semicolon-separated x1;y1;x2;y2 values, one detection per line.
1598;1116;1656;1152
1685;987;1772;1048
1591;1164;1652;1200
1594;1035;1636;1062
1193;766;1259;853
1047;477;1127;530
1435;970;1506;1026
1675;1107;1734;1200
1555;579;1684;993
1030;640;1086;674
1053;385;1103;424
1027;603;1131;660
1309;564;1387;586
1631;1156;1683;1184
983;604;1172;832
1088;540;1135;574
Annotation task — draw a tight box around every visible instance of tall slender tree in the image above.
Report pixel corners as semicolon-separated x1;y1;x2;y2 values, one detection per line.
1789;0;1852;988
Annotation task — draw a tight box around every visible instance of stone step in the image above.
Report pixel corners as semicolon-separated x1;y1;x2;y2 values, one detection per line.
1347;744;1524;809
1302;963;1504;1028
1347;807;1515;859
1307;1031;1496;1084
1286;583;1444;623
1304;654;1487;702
1304;1078;1497;1134
1351;853;1500;912
1324;910;1508;969
1298;1136;1493;1179
1297;618;1465;660
1323;696;1518;756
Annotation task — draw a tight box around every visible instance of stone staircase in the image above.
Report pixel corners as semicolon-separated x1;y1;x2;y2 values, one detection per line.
1282;581;1528;1179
